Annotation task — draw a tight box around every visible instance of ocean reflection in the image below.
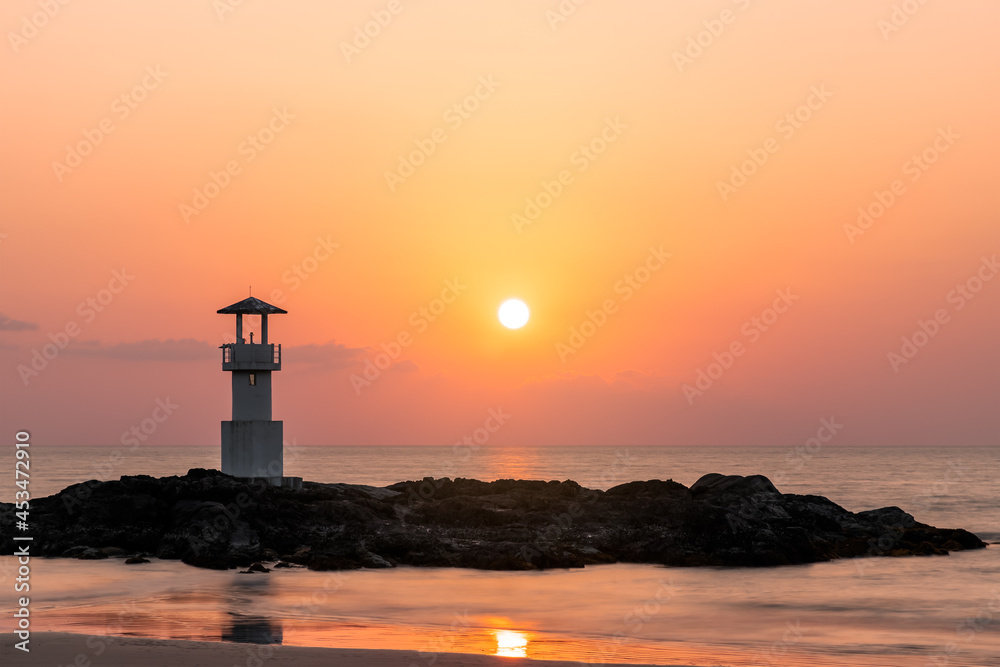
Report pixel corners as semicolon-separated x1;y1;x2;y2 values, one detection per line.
21;554;1000;667
223;573;282;644
493;629;529;657
222;616;283;645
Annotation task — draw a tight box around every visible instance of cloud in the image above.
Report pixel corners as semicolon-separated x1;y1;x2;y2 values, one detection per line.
63;338;217;361
26;337;365;366
390;359;420;373
287;340;366;368
0;313;38;331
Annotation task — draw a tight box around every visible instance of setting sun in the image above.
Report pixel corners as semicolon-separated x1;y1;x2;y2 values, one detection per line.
498;299;530;329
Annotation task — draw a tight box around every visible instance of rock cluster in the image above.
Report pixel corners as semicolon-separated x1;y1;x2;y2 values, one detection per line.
0;469;985;571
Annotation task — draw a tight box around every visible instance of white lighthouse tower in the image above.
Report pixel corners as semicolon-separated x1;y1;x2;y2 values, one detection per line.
218;296;299;488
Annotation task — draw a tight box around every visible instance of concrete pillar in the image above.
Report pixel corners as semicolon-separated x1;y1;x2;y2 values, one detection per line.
222;420;283;484
261;314;268;345
232;371;272;420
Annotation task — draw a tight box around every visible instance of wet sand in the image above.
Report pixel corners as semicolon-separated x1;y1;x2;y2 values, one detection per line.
0;633;687;667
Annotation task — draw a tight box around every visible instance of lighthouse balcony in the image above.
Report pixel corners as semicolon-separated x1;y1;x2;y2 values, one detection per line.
221;342;281;371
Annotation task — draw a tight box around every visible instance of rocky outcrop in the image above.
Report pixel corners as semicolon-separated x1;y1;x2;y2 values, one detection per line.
0;469;985;570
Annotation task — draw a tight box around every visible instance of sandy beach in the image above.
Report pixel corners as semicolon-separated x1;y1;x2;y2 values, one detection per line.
1;633;685;667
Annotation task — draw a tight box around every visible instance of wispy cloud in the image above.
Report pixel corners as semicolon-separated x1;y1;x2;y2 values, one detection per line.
8;336;367;366
287;340;366;368
0;313;39;331
63;338;217;361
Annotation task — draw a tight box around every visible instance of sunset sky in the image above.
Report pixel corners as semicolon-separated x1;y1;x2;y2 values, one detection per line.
2;0;997;448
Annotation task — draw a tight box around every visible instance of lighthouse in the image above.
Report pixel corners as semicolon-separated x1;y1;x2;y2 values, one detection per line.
217;296;299;488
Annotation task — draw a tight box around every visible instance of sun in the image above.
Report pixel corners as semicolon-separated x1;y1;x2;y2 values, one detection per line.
498;299;530;329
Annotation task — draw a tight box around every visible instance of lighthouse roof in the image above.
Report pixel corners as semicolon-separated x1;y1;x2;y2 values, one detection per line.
217;297;287;315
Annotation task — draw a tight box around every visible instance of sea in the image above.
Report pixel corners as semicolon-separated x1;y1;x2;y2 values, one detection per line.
2;445;998;666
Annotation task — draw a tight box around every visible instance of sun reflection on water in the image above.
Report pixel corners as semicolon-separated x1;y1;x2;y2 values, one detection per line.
493;629;529;657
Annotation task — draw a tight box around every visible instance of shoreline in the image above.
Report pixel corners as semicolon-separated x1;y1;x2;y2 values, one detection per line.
0;633;687;667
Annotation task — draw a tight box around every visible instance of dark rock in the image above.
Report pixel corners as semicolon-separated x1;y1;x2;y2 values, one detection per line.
124;556;150;564
1;470;986;571
100;546;130;557
360;551;393;569
690;473;779;496
182;553;232;570
605;479;687;498
307;555;364;571
62;546;108;560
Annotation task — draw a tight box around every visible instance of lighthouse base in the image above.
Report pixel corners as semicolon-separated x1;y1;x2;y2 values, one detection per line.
221;420;283;486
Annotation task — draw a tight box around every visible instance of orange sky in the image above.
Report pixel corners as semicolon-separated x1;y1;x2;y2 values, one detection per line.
1;0;998;447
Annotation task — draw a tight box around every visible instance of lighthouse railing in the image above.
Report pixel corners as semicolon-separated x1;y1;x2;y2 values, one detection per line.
220;342;280;370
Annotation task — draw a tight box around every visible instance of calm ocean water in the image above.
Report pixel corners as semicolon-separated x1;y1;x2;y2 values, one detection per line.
3;445;998;665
